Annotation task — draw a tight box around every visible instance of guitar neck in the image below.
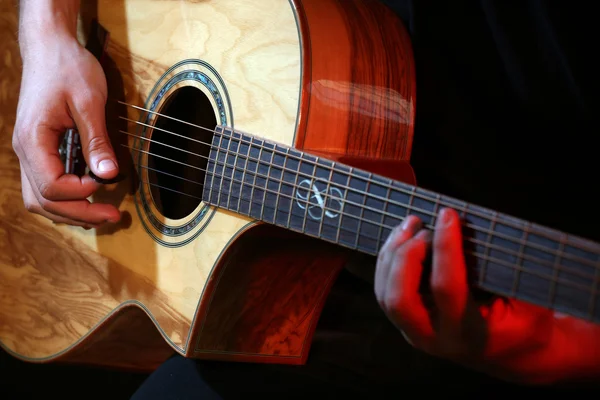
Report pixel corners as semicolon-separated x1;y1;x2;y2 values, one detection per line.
202;126;600;323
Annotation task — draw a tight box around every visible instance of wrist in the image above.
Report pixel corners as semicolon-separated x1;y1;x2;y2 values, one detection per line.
553;316;600;384
18;0;81;60
509;316;600;385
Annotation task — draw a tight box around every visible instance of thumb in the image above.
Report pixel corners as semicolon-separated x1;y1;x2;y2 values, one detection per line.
70;94;119;179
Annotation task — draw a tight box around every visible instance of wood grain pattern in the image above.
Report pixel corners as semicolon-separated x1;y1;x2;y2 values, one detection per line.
188;0;415;364
294;0;416;162
189;225;347;364
0;0;415;369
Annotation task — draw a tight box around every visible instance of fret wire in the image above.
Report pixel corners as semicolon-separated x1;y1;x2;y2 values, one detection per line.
496;253;592;293
317;162;336;240
221;127;238;206
205;172;599;296
375;185;392;251
588;254;600;319
155;123;592;260
432;193;442;226
300;157;318;235
548;235;567;307
479;211;497;286
190;165;600;301
354;172;371;250
511;223;530;297
458;200;468;220
235;133;251;214
248;137;263;217
295;152;308;234
215;128;227;206
205;130;217;206
284;147;294;230
407;186;416;219
212;171;600;296
259;143;275;222
204;130;597;276
200;136;596;286
225;130;239;211
210;129;598;269
143;146;599;314
149;170;600;300
456;205;595;270
336;169;352;245
472;249;594;295
272;147;284;227
203;152;599;283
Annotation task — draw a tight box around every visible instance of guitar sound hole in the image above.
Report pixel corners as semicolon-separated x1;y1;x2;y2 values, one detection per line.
148;86;216;220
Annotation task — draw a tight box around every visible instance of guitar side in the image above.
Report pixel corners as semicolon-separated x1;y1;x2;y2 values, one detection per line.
0;0;415;371
187;0;416;364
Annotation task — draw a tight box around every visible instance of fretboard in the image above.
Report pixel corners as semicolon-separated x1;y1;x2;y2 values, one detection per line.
202;127;600;323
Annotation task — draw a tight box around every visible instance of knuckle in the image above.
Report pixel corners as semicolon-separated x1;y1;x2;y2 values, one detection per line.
430;279;454;302
376;248;387;267
75;89;105;113
384;292;409;314
38;181;54;200
11;133;21;154
395;241;423;265
87;135;108;154
433;231;453;253
37;196;51;212
24;200;39;214
11;125;28;155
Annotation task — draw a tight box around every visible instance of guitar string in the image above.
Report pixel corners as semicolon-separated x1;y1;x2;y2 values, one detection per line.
117;115;600;275
117;116;600;302
149;183;599;303
118;101;597;267
122;139;598;286
116;113;600;273
122;134;596;278
133;171;596;300
115;101;600;265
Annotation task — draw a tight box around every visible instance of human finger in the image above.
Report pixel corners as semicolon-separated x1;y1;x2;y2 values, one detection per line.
13;123;101;202
431;208;470;332
20;166;97;229
382;229;434;346
375;215;423;299
69;87;119;181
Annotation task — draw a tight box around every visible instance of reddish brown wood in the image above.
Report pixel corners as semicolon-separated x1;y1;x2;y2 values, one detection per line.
189;0;416;365
58;306;176;372
189;224;346;364
293;0;416;161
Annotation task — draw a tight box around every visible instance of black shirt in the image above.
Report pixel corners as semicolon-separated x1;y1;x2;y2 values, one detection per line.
380;0;596;241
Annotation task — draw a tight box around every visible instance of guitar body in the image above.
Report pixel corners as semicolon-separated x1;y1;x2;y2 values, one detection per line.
0;0;415;371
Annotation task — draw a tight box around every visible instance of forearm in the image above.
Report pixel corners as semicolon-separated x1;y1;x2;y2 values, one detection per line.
18;0;80;59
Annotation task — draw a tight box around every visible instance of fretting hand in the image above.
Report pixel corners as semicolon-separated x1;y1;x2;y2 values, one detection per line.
13;2;120;228
375;207;600;384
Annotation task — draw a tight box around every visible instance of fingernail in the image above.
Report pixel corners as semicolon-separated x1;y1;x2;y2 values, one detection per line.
416;229;432;241
438;208;454;226
401;216;413;230
98;159;117;173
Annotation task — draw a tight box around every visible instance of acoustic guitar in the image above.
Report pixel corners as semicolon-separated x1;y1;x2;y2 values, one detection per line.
0;0;598;373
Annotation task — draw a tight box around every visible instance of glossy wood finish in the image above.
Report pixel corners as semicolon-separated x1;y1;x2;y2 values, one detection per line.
190;0;415;364
294;0;416;162
189;225;347;364
0;0;415;369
